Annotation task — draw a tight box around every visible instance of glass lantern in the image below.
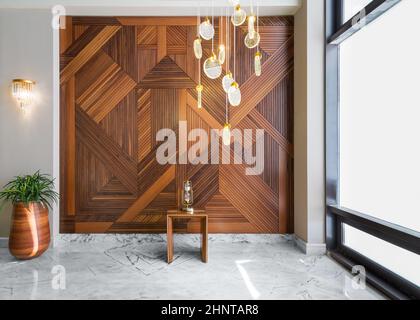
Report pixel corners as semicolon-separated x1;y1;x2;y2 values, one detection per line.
182;180;194;213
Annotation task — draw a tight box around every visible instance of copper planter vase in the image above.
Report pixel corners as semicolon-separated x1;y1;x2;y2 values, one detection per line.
9;202;51;260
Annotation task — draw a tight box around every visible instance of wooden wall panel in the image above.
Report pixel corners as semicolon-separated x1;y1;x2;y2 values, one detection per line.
60;16;294;234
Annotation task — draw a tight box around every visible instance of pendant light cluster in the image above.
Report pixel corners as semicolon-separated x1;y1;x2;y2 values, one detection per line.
193;0;262;145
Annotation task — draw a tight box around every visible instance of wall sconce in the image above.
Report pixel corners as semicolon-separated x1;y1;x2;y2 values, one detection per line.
11;79;35;110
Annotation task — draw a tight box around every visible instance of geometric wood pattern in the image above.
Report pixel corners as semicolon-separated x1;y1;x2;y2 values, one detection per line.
60;16;294;234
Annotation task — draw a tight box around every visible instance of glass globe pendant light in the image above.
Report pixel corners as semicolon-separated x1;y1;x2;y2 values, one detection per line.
203;53;222;79
231;5;246;26
222;123;232;146
199;17;215;40
246;1;261;48
193;37;202;59
254;51;262;77
245;1;261;49
228;81;241;106
218;44;226;64
222;72;234;93
244;30;260;48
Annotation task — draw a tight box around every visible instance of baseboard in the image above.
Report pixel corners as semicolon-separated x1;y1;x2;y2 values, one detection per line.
52;234;60;248
294;235;326;255
0;237;8;248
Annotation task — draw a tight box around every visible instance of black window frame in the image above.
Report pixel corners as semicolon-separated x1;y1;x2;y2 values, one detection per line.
325;0;420;300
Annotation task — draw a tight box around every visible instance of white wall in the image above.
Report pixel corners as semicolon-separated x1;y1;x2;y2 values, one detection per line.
294;0;326;254
0;9;55;237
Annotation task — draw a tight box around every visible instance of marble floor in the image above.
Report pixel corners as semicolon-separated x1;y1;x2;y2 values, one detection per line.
0;234;385;300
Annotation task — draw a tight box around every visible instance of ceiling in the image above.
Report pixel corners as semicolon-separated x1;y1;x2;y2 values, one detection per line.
0;0;302;16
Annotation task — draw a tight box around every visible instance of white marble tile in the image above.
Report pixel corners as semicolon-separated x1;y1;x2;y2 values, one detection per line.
0;234;385;300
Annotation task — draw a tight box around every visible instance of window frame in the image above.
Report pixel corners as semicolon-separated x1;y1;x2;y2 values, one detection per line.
325;0;420;299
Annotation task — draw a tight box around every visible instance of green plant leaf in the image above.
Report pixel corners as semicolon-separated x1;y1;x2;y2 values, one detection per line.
0;171;59;210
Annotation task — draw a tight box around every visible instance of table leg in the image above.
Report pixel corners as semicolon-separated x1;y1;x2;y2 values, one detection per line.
167;216;173;264
201;216;208;263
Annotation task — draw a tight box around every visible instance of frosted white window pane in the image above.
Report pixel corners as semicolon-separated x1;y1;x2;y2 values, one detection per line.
339;0;420;232
343;224;420;286
343;0;373;22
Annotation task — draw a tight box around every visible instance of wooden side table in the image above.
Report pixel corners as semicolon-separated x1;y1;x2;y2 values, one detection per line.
166;210;208;264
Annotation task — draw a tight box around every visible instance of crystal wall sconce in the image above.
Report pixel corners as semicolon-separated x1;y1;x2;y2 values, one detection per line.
11;79;35;110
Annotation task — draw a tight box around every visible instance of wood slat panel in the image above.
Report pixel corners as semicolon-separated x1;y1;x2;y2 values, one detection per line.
73;25;89;41
151;88;179;147
84;71;137;123
61;26;103;69
72;16;122;25
138;48;157;81
76;108;137;194
60;16;294;234
185;26;199;83
137;25;157;45
157;26;167;62
190;165;219;209
76;141;135;217
231;36;294;127
60;16;73;54
65;77;76;216
99;90;137;158
256;72;294;143
117;165;175;222
139;56;195;88
167;26;187;55
137;141;176;195
187;92;223;130
117;17;197;26
138;89;152;162
75;222;113;233
75;51;120;99
61;26;121;84
103;26;138;81
249;108;293;157
220;165;279;233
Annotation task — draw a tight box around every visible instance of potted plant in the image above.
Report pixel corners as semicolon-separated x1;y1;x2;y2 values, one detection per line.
0;171;58;260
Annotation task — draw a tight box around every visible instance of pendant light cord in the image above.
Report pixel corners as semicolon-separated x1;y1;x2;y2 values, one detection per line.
226;6;229;73
226;93;228;124
198;1;201;86
211;0;214;53
256;0;260;52
197;1;200;37
233;24;236;80
257;0;259;33
199;56;201;86
225;6;229;124
219;7;222;48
